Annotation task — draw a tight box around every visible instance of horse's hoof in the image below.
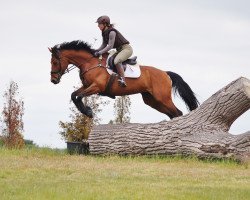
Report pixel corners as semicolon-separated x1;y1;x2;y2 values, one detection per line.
85;106;93;118
85;112;93;118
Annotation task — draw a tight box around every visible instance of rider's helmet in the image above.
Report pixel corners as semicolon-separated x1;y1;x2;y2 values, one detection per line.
96;15;110;25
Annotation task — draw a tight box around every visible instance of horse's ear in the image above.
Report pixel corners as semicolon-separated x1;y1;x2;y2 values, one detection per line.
48;47;52;53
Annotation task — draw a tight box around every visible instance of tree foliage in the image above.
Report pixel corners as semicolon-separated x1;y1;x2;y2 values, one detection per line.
1;81;25;148
114;96;131;124
59;94;109;142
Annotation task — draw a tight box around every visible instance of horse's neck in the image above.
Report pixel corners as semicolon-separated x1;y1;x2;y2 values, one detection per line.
86;54;108;68
66;51;108;70
66;51;91;66
78;54;109;85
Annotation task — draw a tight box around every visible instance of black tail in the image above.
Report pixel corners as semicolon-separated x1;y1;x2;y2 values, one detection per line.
167;71;199;111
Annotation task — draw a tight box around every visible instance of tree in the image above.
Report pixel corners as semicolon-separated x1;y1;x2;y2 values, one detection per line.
89;77;250;161
114;96;131;124
59;94;109;142
1;81;25;148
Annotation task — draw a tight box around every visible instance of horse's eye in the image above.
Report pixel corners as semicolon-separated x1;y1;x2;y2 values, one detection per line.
53;61;58;65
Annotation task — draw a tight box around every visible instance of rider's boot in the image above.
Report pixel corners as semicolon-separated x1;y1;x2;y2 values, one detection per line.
116;63;127;87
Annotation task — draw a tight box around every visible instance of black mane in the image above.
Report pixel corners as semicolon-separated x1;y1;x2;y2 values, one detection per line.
52;40;95;55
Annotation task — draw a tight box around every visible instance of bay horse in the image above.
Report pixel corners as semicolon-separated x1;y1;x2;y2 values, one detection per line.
49;40;199;119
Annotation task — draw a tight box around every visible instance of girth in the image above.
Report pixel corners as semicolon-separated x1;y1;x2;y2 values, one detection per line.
99;73;117;99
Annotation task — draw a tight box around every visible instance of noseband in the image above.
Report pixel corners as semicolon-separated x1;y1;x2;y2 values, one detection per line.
50;51;64;82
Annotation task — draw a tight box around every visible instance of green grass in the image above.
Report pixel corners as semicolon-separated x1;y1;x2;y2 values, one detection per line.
0;147;249;200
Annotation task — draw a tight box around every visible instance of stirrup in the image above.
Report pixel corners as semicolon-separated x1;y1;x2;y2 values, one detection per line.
118;77;127;87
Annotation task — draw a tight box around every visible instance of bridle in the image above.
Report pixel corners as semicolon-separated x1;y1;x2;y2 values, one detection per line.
50;57;77;77
50;53;66;81
50;51;106;82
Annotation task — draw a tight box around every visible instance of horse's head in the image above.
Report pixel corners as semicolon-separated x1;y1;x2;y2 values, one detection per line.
49;47;69;84
49;40;98;84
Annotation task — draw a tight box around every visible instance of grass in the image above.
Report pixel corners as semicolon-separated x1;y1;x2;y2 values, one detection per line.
0;147;249;200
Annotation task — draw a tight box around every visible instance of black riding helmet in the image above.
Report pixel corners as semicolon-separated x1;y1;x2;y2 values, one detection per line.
96;15;110;25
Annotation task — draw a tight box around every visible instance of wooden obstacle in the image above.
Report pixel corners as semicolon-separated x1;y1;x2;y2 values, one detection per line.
88;77;250;161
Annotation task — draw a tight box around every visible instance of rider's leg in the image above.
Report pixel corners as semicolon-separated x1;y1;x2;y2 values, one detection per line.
114;44;133;87
116;63;127;87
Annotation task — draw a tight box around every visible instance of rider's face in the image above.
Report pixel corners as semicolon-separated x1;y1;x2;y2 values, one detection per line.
98;23;105;31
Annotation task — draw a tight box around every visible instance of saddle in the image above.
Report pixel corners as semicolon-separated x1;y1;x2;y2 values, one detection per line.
100;52;141;99
108;54;137;73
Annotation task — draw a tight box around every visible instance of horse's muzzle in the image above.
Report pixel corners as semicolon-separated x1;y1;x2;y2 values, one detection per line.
50;71;62;84
51;78;60;84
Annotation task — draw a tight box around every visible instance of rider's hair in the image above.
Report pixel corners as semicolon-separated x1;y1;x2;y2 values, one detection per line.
108;23;115;28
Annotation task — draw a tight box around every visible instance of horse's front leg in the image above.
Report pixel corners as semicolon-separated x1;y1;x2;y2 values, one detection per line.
77;84;101;118
71;87;88;116
71;84;101;118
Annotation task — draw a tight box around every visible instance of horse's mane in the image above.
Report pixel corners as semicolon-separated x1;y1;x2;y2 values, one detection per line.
52;40;95;55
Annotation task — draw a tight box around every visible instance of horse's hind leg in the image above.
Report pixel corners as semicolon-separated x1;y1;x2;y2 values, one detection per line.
141;92;182;119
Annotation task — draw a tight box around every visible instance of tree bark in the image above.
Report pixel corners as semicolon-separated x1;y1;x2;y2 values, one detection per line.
89;77;250;161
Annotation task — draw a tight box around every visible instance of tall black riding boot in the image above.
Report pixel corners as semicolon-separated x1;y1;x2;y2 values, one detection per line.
116;63;127;87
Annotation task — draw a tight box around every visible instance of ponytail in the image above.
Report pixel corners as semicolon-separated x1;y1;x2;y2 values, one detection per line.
108;23;115;28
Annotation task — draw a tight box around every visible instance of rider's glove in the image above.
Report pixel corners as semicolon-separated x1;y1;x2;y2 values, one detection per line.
94;51;101;57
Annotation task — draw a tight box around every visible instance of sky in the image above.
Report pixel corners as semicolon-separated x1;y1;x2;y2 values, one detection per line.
0;0;249;148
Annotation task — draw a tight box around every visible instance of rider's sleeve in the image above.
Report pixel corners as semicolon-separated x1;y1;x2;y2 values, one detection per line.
98;31;116;54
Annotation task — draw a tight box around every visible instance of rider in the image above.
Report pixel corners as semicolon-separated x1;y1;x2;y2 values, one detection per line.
94;15;133;87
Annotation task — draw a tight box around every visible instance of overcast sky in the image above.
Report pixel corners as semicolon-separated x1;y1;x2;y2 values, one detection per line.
0;0;249;148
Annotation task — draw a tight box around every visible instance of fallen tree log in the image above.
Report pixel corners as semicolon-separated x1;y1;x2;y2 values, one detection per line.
89;77;250;161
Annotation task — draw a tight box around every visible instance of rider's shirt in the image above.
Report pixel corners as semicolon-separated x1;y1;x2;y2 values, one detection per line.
102;28;129;50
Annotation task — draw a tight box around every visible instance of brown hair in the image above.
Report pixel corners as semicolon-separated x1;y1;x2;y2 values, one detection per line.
108;23;115;28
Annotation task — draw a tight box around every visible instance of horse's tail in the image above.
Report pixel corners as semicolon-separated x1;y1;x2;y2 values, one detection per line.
166;71;199;111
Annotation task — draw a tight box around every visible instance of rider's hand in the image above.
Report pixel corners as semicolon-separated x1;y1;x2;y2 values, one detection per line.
94;51;101;57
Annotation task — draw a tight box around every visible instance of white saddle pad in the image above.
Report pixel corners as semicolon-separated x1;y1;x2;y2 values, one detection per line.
106;53;141;78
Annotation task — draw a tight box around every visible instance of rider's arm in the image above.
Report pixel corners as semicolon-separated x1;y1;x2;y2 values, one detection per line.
98;31;116;54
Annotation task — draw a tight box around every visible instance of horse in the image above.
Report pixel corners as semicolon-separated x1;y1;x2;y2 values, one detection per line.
49;40;199;119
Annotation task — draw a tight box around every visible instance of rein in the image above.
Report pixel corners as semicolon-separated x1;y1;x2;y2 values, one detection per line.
64;64;77;74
